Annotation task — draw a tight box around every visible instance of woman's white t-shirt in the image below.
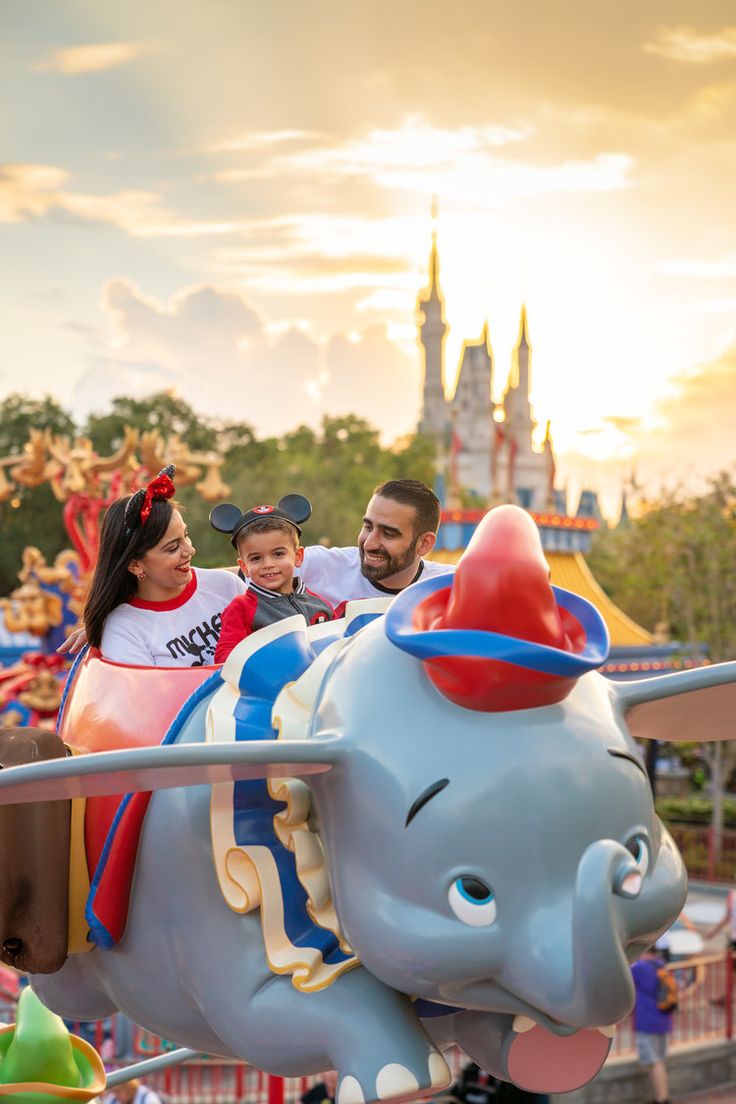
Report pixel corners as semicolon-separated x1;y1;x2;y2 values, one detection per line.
100;567;246;667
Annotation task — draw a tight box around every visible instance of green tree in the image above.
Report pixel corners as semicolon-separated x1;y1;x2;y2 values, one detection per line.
0;393;76;453
589;473;736;660
588;472;736;854
199;415;436;566
84;391;230;454
0;394;76;595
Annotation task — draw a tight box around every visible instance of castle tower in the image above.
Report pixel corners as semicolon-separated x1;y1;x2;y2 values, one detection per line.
417;234;449;437
504;304;535;439
492;305;552;510
450;323;494;497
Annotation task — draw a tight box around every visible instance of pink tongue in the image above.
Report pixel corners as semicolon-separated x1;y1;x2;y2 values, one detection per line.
506;1025;612;1093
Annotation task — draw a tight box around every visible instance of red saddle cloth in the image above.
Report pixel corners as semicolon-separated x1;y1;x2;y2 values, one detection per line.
58;649;216;946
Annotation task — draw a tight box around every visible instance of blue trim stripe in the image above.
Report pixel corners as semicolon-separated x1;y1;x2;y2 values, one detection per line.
55;644;89;736
230;625;353;969
310;629;346;656
384;575;609;675
344;612;383;638
237;630;314;699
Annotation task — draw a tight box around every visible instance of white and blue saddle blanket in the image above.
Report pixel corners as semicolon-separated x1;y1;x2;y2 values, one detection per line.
207;604;384;992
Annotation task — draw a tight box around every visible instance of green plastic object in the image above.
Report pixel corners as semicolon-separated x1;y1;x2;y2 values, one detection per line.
0;988;105;1104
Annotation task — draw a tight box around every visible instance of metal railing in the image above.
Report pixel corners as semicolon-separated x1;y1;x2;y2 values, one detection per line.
19;953;736;1101
610;952;733;1059
666;823;736;882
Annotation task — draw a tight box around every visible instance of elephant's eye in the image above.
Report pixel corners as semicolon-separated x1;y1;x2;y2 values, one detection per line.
448;876;497;926
625;834;650;877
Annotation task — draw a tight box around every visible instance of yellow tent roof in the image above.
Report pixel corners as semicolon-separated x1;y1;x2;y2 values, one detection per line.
428;548;653;648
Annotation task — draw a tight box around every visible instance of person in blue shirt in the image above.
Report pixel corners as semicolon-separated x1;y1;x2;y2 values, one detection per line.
631;945;673;1104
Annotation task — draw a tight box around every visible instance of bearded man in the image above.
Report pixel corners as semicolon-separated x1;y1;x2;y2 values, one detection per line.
299;479;452;605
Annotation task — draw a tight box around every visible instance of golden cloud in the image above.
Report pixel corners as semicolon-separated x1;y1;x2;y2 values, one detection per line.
0;163;69;222
558;345;736;517
71;279;419;442
643;25;736;64
33;41;147;75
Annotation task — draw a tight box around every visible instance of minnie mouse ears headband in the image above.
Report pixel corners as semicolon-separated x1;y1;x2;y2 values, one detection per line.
124;465;176;532
209;494;312;547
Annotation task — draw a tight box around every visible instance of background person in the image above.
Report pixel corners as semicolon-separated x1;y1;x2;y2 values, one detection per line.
84;466;245;666
705;880;736;952
631;946;673;1104
300;1069;337;1104
109;1078;162;1104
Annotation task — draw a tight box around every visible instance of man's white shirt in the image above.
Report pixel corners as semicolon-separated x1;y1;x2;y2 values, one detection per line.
300;545;453;607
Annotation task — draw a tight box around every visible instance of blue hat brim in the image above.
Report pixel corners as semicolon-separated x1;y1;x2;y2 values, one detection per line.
384;575;610;677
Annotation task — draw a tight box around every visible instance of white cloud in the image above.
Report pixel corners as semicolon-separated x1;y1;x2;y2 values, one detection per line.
284;118;534;174
0;162;243;237
643;25;736;65
209;129;326;153
0;163;69;222
71;280;420;441
660;253;736;278
210;117;633;206
33;42;147;76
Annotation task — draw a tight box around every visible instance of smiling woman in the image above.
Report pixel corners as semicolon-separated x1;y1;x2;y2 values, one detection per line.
84;467;245;667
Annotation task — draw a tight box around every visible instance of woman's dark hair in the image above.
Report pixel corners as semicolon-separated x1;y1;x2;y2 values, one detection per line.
84;495;177;647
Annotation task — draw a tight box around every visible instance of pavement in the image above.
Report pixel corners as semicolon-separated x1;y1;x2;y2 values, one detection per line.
675;1085;736;1102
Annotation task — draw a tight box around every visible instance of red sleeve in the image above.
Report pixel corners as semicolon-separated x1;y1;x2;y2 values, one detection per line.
214;591;258;664
305;587;336;619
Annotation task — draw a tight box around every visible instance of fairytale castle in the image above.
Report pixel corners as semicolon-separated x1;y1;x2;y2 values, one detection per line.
416;235;558;512
416;236;670;663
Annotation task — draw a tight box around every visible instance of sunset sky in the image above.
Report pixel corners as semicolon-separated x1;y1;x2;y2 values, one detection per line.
2;1;735;515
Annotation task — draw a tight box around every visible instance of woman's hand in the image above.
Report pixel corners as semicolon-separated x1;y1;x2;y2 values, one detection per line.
57;626;88;655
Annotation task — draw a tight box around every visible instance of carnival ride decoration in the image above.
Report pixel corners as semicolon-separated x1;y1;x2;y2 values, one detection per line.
0;506;734;1101
0;428;232;730
0;427;230;574
0;988;106;1103
0;988;196;1102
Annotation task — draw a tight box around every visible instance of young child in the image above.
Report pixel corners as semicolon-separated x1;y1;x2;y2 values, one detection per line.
211;497;335;663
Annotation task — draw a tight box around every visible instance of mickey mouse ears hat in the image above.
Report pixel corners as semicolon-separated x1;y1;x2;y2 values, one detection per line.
210;494;312;547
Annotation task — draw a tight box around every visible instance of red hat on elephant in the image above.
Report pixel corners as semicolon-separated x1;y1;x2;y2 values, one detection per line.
385;505;609;712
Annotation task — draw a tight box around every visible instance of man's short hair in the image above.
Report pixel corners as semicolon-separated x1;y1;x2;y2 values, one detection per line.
372;479;441;537
236;517;299;553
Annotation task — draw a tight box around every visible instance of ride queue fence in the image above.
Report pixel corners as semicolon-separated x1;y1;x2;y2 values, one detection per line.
610;951;733;1059
55;953;733;1103
666;823;736;882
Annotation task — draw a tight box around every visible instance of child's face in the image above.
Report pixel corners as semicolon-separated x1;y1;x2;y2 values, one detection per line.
237;527;303;593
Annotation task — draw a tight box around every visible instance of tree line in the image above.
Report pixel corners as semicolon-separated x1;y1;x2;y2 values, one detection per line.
2;390;734;671
0;391;435;595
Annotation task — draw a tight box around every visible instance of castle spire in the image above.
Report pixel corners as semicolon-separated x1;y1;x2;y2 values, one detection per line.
514;303;531;396
517;303;530;351
428;231;441;301
417;217;448;438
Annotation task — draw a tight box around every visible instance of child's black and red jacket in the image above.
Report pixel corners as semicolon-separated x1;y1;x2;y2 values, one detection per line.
214;578;335;663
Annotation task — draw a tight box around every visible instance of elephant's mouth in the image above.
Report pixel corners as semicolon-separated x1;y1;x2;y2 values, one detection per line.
504;1015;614;1094
434;984;618;1093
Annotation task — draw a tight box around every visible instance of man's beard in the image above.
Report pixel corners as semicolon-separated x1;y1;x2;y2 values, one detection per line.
359;538;419;584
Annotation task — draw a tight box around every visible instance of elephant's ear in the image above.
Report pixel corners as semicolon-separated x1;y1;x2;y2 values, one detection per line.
614;661;736;743
0;738;346;806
